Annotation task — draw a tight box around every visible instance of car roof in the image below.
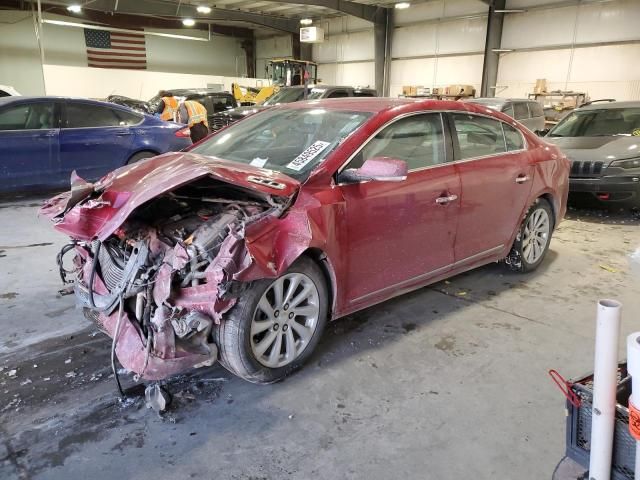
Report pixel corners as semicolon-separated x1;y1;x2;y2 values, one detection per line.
0;96;147;113
275;97;497;115
577;101;640;110
470;97;532;105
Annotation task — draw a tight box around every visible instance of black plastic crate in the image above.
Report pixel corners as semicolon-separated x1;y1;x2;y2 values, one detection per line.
565;363;636;479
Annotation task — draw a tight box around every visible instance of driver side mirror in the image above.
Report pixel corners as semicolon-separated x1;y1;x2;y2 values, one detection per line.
339;157;408;184
535;128;549;137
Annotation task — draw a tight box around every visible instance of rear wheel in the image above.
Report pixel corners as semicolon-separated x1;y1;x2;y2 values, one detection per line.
127;151;157;164
505;198;554;273
214;256;328;384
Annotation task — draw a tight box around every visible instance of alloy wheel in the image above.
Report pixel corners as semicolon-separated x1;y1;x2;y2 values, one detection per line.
522;208;550;264
250;273;320;368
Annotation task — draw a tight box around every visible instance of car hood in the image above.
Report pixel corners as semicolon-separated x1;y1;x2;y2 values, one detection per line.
39;151;300;241
545;135;640;162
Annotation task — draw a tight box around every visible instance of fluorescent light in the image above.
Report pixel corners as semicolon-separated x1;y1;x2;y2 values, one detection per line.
300;18;313;25
395;2;410;9
196;5;212;14
42;19;209;41
182;18;196;26
492;48;514;52
495;9;527;13
67;4;82;13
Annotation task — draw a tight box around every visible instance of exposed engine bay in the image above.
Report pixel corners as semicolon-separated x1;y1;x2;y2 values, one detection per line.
57;178;288;381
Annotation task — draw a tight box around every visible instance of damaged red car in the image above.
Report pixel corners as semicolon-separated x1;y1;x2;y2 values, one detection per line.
40;98;569;384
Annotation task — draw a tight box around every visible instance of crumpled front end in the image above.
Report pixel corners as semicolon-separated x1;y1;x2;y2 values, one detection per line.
48;175;291;380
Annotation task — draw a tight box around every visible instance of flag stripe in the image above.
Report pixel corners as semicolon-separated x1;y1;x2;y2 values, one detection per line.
88;45;146;52
88;65;148;70
109;39;146;45
87;57;147;63
87;50;146;57
110;32;144;39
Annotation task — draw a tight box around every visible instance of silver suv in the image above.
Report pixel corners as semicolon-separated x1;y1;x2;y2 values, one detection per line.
466;98;545;132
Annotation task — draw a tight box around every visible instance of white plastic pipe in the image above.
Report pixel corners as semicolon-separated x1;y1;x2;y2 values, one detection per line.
626;333;640;480
589;299;622;480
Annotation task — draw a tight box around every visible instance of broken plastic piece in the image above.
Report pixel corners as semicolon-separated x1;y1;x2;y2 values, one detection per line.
145;383;171;413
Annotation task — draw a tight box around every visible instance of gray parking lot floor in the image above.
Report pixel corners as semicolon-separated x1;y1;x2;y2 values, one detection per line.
1;197;639;480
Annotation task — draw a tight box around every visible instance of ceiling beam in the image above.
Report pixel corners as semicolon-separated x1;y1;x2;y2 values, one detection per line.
28;0;301;33
263;0;383;22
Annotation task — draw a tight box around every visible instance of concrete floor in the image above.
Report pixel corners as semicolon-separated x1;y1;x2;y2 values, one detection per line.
1;196;639;480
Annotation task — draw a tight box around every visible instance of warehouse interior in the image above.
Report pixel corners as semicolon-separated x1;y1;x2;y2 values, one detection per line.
1;1;640;479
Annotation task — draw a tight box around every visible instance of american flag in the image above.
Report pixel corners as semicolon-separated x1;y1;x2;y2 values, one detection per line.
84;28;147;70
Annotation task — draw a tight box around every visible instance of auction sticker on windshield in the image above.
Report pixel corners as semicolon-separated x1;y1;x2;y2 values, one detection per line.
286;141;331;171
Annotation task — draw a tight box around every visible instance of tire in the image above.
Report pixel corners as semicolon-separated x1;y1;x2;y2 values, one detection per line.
214;256;329;384
505;198;554;273
127;151;157;164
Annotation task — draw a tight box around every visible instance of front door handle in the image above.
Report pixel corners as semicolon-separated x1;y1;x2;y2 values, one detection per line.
515;175;530;184
435;194;458;205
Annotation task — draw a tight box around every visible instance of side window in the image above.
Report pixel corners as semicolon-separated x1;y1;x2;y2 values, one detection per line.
65;103;124;128
114;109;142;126
0;102;55;130
355;113;445;171
353;90;376;97
529;101;544;117
452;113;506;159
503;123;525;151
326;90;349;99
513;102;529;120
502;104;514;118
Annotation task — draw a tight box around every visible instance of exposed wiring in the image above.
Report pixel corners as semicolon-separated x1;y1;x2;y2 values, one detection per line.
87;241;100;309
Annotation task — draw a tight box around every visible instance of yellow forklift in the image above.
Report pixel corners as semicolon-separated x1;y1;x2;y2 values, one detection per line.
232;58;318;106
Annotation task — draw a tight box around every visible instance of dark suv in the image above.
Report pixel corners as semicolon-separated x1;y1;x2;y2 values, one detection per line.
544;101;640;207
210;85;377;131
107;89;239;128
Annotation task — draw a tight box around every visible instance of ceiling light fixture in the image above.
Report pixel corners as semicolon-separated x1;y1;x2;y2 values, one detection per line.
66;4;82;13
492;48;514;52
196;6;212;14
494;9;527;13
395;2;410;9
182;18;196;26
300;18;313;25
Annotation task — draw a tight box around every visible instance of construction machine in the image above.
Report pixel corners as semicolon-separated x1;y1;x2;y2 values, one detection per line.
232;58;319;106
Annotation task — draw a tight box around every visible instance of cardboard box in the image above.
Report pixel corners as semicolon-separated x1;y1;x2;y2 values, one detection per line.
534;79;547;94
416;87;431;96
403;86;417;96
444;84;475;96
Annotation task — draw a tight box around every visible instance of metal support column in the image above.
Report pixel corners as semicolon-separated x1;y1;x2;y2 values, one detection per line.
480;0;505;98
374;7;392;97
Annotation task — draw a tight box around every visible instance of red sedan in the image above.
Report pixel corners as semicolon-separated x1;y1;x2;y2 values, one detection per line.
41;98;569;384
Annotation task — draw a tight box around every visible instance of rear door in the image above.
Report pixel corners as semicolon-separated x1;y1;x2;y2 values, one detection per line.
59;102;137;180
449;112;533;264
339;112;460;305
0;100;60;190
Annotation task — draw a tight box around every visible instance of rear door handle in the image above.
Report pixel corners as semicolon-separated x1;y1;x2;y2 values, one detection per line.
435;194;458;205
515;175;530;184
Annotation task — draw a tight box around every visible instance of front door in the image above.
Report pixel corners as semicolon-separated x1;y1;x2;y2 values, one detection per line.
449;112;533;263
0;101;60;190
338;112;460;306
60;101;134;180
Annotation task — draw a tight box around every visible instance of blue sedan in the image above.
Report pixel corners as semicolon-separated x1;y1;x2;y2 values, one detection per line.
0;96;192;192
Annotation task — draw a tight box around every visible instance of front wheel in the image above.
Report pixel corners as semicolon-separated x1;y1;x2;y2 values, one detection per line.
505;198;554;273
214;256;328;384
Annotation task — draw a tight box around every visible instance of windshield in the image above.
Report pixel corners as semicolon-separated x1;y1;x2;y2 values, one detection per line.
548;108;640;137
263;88;308;106
190;107;372;181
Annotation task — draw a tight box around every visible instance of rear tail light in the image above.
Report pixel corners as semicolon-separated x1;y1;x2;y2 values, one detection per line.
597;193;610;200
175;127;190;138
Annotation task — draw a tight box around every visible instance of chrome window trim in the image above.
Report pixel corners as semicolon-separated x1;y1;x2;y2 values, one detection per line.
350;244;504;303
336;110;529;183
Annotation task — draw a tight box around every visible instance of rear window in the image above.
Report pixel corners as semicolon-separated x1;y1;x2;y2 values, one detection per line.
529;102;544;117
501;104;514;117
513;102;529;120
65;103;137;128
